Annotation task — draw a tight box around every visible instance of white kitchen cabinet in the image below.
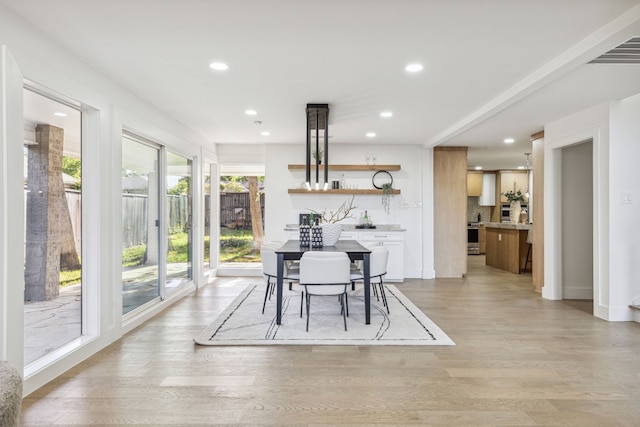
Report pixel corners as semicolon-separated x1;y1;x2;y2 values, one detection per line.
338;231;358;240
478;173;496;206
356;231;404;282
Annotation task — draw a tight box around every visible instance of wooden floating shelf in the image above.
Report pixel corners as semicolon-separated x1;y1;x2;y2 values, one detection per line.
288;188;401;195
288;164;400;171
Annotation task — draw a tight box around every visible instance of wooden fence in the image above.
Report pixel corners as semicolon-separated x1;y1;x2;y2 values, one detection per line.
119;192;263;248
66;191;263;249
220;192;264;229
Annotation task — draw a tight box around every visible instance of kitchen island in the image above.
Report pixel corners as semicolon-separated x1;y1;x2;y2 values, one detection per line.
484;222;532;274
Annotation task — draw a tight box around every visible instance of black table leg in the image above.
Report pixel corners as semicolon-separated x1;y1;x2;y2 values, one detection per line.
276;253;284;325
363;252;370;324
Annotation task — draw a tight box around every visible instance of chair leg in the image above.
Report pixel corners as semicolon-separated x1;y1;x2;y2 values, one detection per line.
305;292;311;332
262;279;272;314
378;279;389;314
345;292;349;317
300;291;304;317
523;243;532;272
341;294;348;331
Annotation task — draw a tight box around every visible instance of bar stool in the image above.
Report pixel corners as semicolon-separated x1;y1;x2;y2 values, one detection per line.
523;229;533;272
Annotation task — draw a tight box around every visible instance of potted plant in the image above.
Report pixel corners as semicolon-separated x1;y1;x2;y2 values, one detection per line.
501;189;525;223
312;149;323;164
381;182;394;214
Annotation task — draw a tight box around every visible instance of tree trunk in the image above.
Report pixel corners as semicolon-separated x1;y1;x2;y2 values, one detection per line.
248;177;264;251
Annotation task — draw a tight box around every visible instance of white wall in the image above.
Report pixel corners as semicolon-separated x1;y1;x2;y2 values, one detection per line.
0;6;214;394
545;92;640;321
609;93;640;316
261;143;426;279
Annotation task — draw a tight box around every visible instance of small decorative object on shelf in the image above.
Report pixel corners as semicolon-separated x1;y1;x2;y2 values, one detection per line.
381;183;394;214
312;149;323;165
372;170;395;214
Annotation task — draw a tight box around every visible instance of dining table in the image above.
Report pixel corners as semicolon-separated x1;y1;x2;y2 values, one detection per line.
275;239;372;325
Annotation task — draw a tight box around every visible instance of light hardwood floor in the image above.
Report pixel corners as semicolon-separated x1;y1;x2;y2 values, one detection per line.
20;256;640;426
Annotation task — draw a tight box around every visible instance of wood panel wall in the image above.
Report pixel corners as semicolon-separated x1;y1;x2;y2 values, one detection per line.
532;131;544;292
433;147;467;278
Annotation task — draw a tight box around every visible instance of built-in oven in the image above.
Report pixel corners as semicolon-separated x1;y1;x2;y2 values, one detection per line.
467;224;480;255
500;204;511;223
501;203;528;223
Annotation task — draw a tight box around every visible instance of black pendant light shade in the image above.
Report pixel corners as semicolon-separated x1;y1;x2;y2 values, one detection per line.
305;103;329;191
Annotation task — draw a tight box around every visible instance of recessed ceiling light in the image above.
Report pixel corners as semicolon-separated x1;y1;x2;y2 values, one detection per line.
366;132;376;138
53;112;67;117
405;63;423;72
209;62;229;71
380;111;393;118
245;109;257;116
260;131;270;136
474;166;482;170
517;166;525;170
504;138;515;144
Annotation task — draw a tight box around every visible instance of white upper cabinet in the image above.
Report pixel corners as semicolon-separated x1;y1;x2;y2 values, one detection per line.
478;173;496;206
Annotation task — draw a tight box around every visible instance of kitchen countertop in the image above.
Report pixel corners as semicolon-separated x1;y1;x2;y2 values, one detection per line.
483;222;532;230
285;224;406;232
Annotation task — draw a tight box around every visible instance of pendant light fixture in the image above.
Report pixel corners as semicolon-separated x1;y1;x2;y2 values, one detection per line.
305;104;329;191
524;152;531;198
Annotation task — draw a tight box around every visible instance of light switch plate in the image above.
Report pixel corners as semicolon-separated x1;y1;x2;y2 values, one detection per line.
621;192;632;204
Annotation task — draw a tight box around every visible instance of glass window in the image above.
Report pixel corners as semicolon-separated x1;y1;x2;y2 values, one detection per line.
23;88;83;365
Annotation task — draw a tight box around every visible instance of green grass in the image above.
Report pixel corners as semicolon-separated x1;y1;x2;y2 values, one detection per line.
122;244;146;268
59;269;82;287
220;228;260;263
167;232;190;263
62;229;258;286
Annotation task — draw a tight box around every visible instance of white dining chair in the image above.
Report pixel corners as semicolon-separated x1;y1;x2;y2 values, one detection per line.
299;251;351;331
260;243;301;315
350;245;390;313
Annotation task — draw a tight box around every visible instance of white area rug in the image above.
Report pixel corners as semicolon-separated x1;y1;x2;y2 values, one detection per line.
194;284;455;346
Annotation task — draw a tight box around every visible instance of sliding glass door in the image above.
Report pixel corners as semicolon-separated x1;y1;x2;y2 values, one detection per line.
121;136;161;314
166;151;192;291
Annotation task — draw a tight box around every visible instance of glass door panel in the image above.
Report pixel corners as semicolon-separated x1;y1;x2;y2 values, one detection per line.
166;151;192;290
204;162;212;271
122;137;160;314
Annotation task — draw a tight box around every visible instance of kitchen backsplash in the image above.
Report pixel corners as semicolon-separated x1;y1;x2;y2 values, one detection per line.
467;197;491;223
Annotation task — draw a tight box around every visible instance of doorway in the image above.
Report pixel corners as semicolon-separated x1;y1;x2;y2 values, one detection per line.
560;139;593;300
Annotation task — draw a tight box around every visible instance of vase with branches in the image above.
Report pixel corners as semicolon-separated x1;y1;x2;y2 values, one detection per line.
308;195;356;224
307;196;357;246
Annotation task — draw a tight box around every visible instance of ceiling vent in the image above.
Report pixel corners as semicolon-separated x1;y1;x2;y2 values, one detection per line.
589;37;640;64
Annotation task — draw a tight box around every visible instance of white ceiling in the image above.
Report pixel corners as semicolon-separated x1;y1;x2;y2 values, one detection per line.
4;0;640;170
